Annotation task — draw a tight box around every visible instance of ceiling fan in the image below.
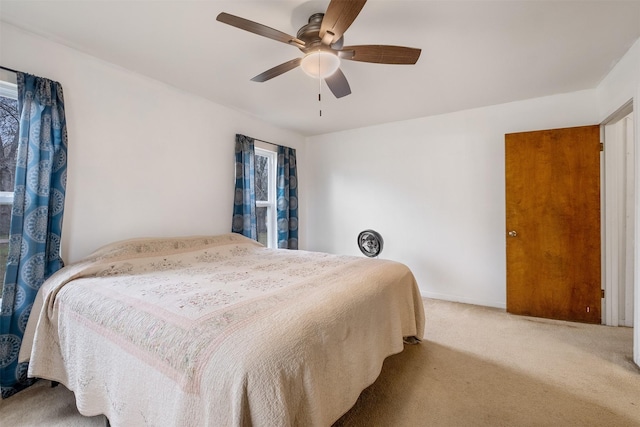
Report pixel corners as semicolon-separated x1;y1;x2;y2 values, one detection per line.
216;0;421;99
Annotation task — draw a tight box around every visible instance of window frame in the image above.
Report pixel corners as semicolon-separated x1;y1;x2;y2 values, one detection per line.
255;145;277;248
0;78;18;302
0;79;17;206
0;79;18;100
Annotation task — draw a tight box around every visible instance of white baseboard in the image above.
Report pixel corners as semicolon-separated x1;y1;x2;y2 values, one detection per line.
420;291;506;310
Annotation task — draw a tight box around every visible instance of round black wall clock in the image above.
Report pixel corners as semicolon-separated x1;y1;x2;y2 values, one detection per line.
357;230;383;258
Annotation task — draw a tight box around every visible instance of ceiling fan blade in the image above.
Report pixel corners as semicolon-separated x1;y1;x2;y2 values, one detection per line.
324;68;351;98
217;12;305;48
340;45;421;64
320;0;367;45
251;58;302;82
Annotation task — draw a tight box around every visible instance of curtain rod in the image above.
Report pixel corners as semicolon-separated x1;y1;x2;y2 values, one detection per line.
0;65;19;74
254;138;296;151
255;138;279;147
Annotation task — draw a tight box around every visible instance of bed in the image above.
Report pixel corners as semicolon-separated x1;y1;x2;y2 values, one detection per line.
19;233;425;426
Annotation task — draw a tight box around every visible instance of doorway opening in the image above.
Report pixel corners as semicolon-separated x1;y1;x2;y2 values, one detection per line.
603;100;635;327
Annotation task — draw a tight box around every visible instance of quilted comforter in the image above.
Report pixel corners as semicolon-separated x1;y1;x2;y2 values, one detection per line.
20;233;425;426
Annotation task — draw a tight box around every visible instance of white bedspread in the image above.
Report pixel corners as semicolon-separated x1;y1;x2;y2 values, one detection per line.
21;233;425;426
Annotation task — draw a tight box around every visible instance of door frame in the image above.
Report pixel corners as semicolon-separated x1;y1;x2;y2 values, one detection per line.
602;99;634;327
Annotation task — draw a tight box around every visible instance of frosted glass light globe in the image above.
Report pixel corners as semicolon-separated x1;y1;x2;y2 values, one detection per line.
300;51;340;78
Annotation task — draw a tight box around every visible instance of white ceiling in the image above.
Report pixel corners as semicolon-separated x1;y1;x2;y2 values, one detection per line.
1;1;639;136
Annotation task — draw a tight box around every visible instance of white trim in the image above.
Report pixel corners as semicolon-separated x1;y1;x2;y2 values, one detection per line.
624;114;635;327
602;99;633;124
0;192;14;205
255;147;277;249
420;291;506;310
634;93;640;366
600;124;606;325
0;80;18;100
604;121;621;326
603;108;635;327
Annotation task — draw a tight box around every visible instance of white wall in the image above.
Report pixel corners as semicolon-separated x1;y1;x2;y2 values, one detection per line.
306;37;640;357
596;38;640;364
0;22;307;263
306;91;600;308
2;17;638;316
597;38;640;121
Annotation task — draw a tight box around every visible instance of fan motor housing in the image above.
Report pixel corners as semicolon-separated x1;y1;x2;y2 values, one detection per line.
297;13;344;52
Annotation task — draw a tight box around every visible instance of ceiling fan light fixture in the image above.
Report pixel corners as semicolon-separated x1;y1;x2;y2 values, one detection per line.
217;1;422;98
300;51;340;79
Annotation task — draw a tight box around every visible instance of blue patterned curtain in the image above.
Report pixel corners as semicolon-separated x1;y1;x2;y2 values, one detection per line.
0;73;68;398
231;134;257;240
276;146;298;249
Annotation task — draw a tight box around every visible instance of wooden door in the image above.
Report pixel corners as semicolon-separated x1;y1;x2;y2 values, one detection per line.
505;125;601;323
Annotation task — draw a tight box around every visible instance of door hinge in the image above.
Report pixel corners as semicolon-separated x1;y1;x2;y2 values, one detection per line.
601;289;605;298
600;142;604;152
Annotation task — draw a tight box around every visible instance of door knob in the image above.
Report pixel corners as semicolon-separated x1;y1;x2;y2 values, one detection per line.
508;230;518;237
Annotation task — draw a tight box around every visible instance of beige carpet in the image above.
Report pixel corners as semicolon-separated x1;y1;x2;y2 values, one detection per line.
2;298;640;426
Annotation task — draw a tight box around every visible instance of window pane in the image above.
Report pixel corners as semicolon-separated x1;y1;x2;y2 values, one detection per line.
256;206;268;246
255;154;269;202
0;94;19;296
0;96;18;192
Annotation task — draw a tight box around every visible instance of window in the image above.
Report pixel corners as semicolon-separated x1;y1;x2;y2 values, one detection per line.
255;147;277;248
0;79;19;297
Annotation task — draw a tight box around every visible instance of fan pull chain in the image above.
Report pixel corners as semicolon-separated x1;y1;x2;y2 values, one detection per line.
318;53;322;117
